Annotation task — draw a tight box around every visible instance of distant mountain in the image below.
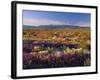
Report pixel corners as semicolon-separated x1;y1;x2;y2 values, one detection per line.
23;25;90;29
23;25;38;29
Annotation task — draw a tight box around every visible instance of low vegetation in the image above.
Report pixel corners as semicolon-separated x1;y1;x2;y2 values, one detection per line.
23;27;91;69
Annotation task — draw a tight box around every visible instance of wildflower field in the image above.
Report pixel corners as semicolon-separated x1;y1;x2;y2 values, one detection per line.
23;27;91;69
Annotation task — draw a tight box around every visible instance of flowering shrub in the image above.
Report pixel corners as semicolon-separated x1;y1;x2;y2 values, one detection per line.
23;42;90;69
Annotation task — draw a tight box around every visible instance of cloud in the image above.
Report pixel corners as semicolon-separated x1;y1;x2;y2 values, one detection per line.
23;18;69;26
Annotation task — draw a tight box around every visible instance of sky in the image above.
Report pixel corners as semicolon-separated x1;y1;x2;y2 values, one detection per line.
23;10;91;27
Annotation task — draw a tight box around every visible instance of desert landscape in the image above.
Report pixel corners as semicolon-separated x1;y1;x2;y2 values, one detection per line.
22;10;91;69
23;26;91;69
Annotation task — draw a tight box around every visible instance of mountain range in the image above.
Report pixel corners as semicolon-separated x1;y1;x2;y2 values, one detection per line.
23;25;90;29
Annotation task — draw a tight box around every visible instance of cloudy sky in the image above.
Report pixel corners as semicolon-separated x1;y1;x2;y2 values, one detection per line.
23;10;91;27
